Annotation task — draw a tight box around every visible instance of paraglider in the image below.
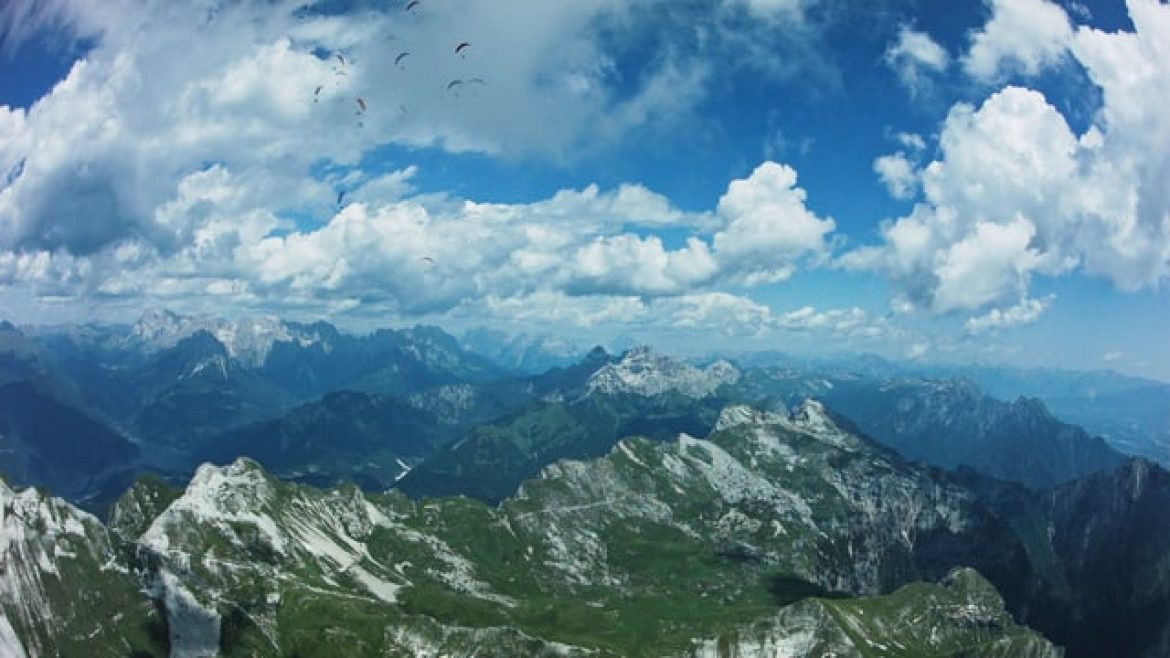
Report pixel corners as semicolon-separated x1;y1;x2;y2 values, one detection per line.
466;77;486;86
447;79;464;90
313;85;323;102
405;0;421;12
420;256;435;264
455;42;471;56
337;190;346;207
335;53;346;66
356;97;367;113
395;52;410;68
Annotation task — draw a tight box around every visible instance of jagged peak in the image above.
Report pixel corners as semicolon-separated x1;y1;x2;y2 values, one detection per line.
784;399;858;450
585;345;610;361
194;456;268;479
1010;395;1053;419
130;310;331;366
788;399;832;429
184;458;273;502
714;405;786;432
939;567;1007;610
621;344;655;359
586;346;739;399
0;477;98;547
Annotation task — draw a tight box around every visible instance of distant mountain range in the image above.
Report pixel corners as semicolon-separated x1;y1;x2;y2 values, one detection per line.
0;311;1147;506
813;377;1125;489
726;349;1170;466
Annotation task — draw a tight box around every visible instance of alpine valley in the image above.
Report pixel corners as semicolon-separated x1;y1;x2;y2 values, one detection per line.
2;312;1169;657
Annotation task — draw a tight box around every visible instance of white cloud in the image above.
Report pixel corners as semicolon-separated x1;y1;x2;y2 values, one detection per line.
1103;350;1123;362
712;161;836;280
0;0;848;324
933;216;1040;311
884;27;949;95
964;0;1073;82
775;306;872;334
659;293;777;337
895;131;926;152
845;0;1170;318
568;234;718;296
873;152;918;200
0;155;841;321
964;295;1052;334
0;0;731;261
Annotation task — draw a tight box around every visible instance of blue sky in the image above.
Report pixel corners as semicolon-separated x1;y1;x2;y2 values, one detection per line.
0;0;1167;380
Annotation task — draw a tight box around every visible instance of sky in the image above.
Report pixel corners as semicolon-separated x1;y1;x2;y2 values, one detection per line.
0;0;1168;380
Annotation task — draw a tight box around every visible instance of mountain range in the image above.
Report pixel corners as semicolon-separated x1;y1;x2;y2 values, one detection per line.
1;310;1168;656
4;398;1168;655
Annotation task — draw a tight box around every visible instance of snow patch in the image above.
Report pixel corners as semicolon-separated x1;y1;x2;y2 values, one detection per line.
0;614;26;658
349;565;401;603
156;569;219;658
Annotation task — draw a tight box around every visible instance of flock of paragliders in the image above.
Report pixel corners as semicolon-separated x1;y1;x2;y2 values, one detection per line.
316;0;484;266
313;0;484;136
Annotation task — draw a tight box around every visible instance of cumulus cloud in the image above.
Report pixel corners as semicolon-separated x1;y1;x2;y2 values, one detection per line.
932;216;1041;311
884;26;949;95
873;131;928;201
845;1;1170;317
775;306;873;334
712;161;836;282
0;155;840;321
0;0;728;260
964;296;1052;334
964;0;1073;82
873;152;918;200
0;0;855;330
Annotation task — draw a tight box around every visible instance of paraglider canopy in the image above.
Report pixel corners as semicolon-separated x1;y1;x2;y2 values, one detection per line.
356;97;367;112
395;52;410;67
405;0;421;12
455;42;471;54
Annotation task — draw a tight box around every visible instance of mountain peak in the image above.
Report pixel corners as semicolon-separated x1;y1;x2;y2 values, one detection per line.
586;346;739;398
786;399;857;449
142;458;279;556
714;405;786;432
130;310;331;366
179;458;274;512
1010;395;1053;419
789;398;831;427
584;345;610;362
